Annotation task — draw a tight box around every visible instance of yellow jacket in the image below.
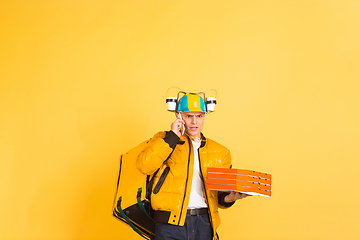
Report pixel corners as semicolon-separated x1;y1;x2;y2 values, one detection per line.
136;131;233;239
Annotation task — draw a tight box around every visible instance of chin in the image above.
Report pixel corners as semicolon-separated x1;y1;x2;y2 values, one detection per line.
189;131;201;137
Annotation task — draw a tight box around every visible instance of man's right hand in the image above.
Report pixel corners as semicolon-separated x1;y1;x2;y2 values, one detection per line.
171;118;185;138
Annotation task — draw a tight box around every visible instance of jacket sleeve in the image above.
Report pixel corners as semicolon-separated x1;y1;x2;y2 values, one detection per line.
218;148;235;208
136;131;179;175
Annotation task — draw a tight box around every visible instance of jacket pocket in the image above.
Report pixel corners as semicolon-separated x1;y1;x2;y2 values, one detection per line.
153;166;170;194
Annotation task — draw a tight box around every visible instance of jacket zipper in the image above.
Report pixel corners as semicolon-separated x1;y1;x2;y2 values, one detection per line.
177;136;192;225
198;149;215;239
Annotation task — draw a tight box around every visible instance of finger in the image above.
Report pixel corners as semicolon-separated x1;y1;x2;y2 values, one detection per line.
241;193;250;198
236;192;247;199
175;119;184;125
177;119;185;125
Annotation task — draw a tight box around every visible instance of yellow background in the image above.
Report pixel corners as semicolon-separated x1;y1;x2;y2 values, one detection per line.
1;1;359;239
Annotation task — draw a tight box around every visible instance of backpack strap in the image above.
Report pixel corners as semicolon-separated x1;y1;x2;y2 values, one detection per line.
137;188;153;221
117;197;150;240
146;168;160;199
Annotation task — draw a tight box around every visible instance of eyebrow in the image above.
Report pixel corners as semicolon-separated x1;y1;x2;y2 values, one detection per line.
184;113;204;117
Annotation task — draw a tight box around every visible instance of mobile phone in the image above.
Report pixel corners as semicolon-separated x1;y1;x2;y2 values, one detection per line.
178;113;185;135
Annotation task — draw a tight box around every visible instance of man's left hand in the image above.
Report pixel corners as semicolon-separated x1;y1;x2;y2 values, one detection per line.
224;191;251;203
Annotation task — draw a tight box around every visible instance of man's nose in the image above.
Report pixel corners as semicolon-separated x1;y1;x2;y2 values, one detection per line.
191;116;197;124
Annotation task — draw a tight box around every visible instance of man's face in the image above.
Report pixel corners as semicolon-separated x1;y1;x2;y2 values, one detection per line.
178;111;205;138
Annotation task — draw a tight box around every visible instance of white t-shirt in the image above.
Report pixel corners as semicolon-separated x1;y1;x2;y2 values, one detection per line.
187;140;208;209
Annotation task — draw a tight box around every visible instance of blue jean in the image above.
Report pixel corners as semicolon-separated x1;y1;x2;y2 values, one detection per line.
155;214;213;240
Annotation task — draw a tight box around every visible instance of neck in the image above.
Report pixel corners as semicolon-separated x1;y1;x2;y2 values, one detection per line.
188;134;201;143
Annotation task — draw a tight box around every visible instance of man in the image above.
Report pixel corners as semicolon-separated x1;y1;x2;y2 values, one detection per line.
136;93;249;240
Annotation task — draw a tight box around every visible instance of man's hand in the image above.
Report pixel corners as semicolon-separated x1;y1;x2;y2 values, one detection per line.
171;118;185;138
224;191;251;203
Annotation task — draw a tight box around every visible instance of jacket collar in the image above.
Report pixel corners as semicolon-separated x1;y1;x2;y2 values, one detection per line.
200;132;206;148
180;132;207;148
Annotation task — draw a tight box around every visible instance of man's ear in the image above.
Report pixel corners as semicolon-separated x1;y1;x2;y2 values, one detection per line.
175;112;180;119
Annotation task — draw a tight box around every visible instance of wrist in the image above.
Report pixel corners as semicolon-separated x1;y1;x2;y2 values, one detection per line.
171;129;181;138
164;131;180;149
